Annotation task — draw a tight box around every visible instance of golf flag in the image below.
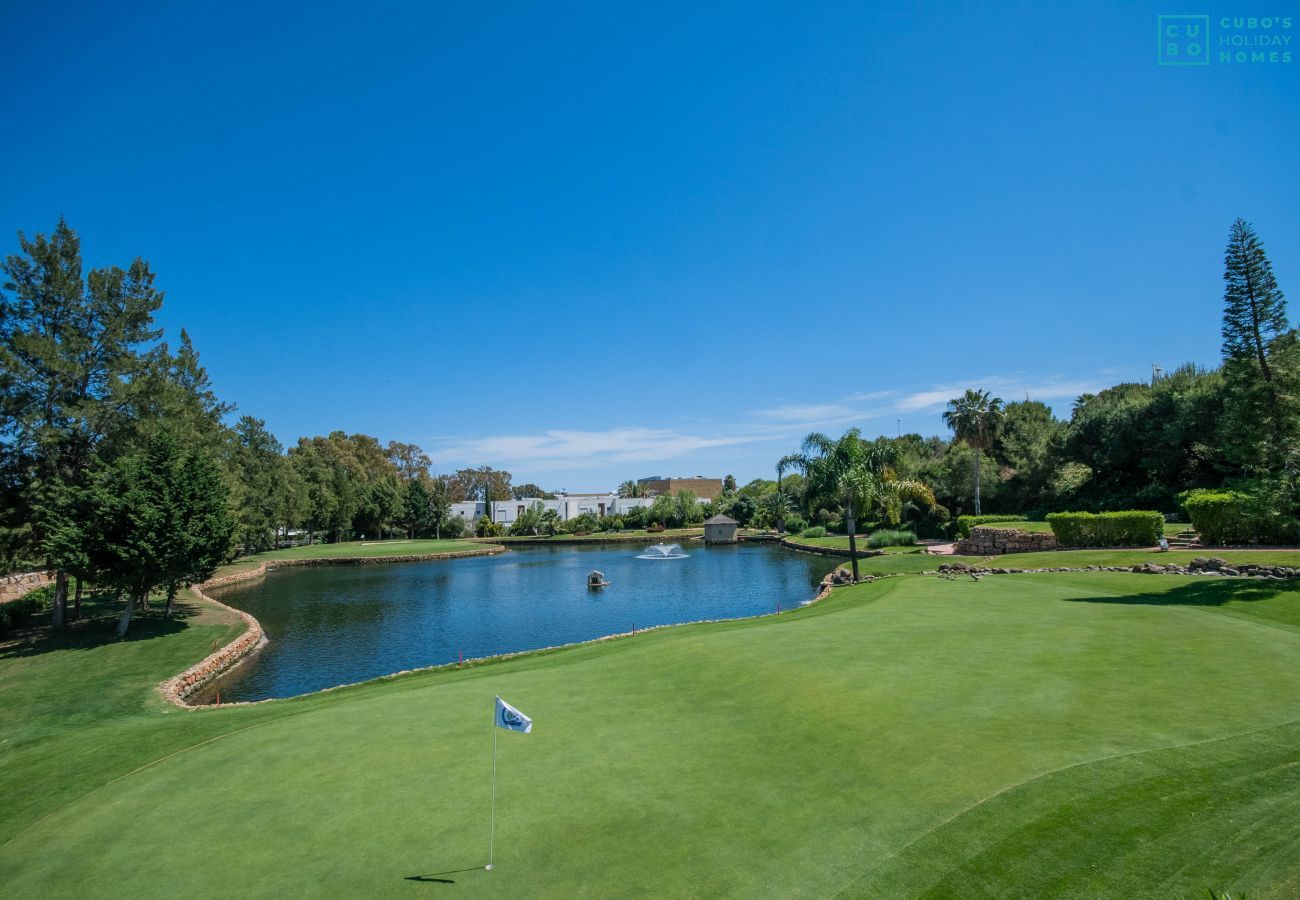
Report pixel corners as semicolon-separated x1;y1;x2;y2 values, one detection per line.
494;696;533;734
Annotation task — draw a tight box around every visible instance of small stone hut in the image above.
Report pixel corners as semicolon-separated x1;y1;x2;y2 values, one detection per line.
703;514;739;544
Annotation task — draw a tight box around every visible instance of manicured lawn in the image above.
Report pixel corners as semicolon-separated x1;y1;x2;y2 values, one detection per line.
2;566;1299;897
844;547;1300;576
213;538;487;577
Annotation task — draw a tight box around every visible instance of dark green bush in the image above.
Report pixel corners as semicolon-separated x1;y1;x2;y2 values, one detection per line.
866;529;916;549
955;515;1026;538
1180;489;1297;546
0;588;47;634
783;515;808;535
1046;510;1163;547
559;512;599;535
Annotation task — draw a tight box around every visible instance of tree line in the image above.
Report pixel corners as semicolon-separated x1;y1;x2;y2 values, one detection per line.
3;216;1292;629
768;218;1297;539
0;220;522;632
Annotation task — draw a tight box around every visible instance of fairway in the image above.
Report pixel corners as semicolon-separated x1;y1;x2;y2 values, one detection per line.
2;572;1300;898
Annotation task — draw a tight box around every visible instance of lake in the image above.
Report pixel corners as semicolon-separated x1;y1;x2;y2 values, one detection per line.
200;542;838;702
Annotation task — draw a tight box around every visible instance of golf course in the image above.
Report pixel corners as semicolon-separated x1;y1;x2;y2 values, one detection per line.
3;550;1299;898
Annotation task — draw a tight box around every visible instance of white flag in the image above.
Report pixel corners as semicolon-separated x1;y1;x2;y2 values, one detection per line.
494;696;533;734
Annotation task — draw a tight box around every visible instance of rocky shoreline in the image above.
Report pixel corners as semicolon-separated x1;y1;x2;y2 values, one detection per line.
157;546;505;707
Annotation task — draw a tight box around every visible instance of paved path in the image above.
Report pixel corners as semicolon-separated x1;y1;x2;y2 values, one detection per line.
919;540;955;555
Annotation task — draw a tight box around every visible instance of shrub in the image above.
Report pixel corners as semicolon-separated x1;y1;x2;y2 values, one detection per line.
800;526;827;539
559;512;599;535
783;515;808;535
0;590;46;634
908;502;952;540
475;515;502;538
1180;489;1297;546
1046;510;1163;547
440;514;467;539
955;514;1026;538
866;528;916;549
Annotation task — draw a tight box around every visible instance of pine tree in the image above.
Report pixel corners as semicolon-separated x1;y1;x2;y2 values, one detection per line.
161;436;234;619
403;477;432;537
0;220;162;627
1218;219;1297;477
1222;218;1288;381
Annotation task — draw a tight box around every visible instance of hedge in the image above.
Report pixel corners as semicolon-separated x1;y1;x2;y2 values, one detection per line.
1181;489;1297;546
955;515;1026;538
0;594;44;634
1046;511;1164;547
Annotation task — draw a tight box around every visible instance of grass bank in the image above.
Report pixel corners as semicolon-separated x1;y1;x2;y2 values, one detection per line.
213;538;487;578
2;565;1299;896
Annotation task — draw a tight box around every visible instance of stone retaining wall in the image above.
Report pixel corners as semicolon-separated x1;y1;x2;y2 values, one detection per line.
953;526;1058;556
158;546;505;707
0;570;54;604
935;557;1300;579
158;578;266;705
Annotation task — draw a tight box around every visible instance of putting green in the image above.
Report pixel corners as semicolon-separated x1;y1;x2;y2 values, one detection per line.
2;573;1298;897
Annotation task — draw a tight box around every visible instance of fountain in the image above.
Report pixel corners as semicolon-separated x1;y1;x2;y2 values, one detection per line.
637;543;689;560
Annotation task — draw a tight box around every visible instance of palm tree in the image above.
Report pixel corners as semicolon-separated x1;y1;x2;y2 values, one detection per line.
765;490;791;532
942;388;1004;515
790;429;934;582
616;480;641;498
775;453;802;532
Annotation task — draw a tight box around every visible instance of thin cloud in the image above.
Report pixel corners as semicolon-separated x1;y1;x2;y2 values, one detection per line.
752;403;861;421
751;390;894;422
421;374;1109;474
895;377;1104;412
426;427;773;471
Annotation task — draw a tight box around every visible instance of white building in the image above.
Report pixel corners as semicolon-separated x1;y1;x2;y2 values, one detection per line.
450;493;656;527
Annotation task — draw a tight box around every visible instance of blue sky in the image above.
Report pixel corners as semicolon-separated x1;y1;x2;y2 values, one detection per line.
2;2;1297;489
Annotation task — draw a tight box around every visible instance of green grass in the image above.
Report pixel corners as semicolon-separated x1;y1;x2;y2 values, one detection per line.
3;570;1300;897
213;538;486;577
841;547;1300;575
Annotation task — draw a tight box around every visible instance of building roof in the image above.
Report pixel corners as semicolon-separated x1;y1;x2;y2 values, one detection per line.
704;514;738;525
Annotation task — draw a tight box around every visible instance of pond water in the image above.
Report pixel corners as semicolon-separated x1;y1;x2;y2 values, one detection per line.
200;542;837;702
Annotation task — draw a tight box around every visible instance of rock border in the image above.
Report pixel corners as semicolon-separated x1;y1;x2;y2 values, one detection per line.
933;557;1300;579
158;546;505;707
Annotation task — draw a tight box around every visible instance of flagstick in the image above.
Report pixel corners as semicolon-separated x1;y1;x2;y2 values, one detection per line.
487;720;498;870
